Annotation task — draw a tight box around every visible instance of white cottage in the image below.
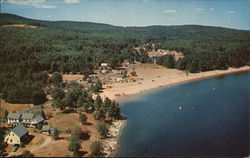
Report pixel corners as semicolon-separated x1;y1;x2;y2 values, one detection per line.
4;124;29;145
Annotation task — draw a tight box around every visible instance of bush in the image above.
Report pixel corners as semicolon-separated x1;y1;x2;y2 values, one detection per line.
36;124;43;130
130;71;137;76
53;128;59;140
97;121;108;139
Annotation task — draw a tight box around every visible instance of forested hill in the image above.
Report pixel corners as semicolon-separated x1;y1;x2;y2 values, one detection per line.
0;13;120;31
0;13;250;104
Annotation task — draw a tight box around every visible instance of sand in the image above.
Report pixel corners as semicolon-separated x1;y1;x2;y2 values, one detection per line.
101;64;250;101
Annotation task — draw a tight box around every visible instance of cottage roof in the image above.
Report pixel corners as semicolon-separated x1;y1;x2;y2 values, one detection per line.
101;63;108;67
12;124;28;138
7;113;21;119
42;125;51;131
21;113;35;120
33;116;44;123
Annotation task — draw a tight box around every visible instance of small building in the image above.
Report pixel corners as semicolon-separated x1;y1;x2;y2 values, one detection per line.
4;124;29;145
101;69;109;74
100;63;111;73
101;63;109;67
77;78;83;82
31;116;45;128
42;125;55;136
7;113;21;126
112;72;126;82
121;60;130;67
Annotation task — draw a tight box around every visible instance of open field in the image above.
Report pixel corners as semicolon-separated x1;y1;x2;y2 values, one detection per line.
0;24;39;29
62;74;83;82
37;104;100;157
6;102;100;157
0;99;33;113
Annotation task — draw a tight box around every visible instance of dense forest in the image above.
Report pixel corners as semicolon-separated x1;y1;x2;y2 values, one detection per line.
0;13;250;104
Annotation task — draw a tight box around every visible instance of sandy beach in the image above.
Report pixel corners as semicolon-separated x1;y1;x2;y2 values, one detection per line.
101;64;250;101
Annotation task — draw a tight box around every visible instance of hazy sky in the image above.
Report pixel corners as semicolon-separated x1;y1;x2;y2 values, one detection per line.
0;0;249;30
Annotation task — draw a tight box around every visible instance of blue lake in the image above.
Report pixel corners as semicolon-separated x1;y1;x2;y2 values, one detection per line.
116;71;250;157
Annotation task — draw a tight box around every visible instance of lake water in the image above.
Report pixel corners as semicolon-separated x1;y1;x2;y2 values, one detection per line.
116;71;250;157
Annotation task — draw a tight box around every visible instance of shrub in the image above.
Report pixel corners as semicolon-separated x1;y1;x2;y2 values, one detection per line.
130;71;137;76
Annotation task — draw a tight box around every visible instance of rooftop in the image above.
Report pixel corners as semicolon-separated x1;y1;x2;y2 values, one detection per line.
12;124;28;138
42;125;51;131
7;113;21;119
21;113;35;120
33;116;44;123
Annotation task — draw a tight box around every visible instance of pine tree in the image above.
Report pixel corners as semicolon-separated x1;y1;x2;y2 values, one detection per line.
79;112;87;124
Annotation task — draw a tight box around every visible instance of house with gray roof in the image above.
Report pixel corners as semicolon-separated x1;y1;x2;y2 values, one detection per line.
21;113;35;125
31;116;44;128
7;113;21;125
4;124;29;145
7;112;44;128
41;125;55;136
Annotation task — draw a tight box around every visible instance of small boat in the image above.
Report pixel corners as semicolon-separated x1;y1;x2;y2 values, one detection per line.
144;113;150;117
213;88;216;90
179;106;183;110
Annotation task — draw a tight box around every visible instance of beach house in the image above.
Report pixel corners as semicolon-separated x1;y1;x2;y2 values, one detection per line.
4;124;29;145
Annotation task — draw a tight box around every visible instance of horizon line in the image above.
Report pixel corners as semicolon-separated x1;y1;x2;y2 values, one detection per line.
1;13;249;31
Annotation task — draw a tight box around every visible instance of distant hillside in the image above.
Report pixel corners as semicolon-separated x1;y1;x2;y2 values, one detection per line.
0;13;245;36
0;13;250;104
0;13;121;31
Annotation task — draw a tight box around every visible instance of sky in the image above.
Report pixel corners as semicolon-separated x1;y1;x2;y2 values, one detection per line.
0;0;249;30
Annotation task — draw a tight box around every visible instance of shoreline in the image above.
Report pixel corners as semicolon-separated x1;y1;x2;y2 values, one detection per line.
100;66;250;157
101;120;127;157
101;66;250;102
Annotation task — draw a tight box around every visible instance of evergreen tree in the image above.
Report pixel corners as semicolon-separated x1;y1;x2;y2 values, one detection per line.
40;110;46;120
4;110;9;122
94;95;103;111
49;72;63;85
79;112;87;124
97;121;109;139
68;133;81;156
50;87;65;101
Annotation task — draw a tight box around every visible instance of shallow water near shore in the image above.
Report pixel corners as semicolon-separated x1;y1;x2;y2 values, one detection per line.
116;71;250;157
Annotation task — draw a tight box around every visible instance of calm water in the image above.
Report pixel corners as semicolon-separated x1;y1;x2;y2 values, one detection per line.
116;71;250;157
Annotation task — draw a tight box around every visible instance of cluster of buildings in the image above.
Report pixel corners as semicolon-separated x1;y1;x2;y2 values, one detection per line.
99;63;111;74
111;71;127;82
4;112;55;147
148;49;184;61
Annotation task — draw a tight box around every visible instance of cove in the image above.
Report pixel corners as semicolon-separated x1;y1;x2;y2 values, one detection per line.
116;71;250;157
